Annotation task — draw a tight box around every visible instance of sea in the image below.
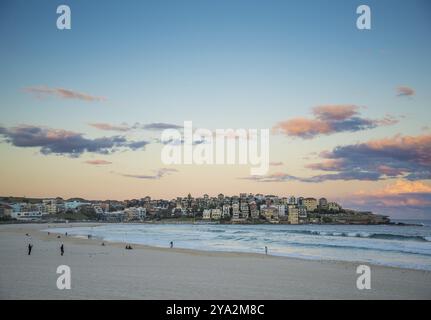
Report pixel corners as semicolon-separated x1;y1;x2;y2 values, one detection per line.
46;219;431;271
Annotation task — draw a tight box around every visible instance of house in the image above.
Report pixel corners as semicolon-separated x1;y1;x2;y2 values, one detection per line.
211;208;222;220
202;209;211;220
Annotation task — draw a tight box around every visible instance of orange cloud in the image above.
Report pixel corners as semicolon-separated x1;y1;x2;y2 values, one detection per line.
357;180;431;197
273;118;332;138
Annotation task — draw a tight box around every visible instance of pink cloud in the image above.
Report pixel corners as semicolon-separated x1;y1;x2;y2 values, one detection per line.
23;86;106;102
396;86;415;97
84;159;112;165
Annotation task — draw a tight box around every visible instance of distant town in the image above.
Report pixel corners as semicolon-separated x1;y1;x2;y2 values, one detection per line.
0;193;392;225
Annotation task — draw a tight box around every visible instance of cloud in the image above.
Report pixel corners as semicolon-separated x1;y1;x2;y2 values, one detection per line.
141;123;183;131
127;140;150;150
312;105;359;121
0;125;149;157
344;180;431;214
240;134;431;183
239;172;298;183
88;123;131;132
23;86;106;102
120;168;178;180
239;170;380;183
155;137;207;146
305;133;431;181
396;86;415;97
273;105;398;139
84;159;112;165
88;122;183;133
357;180;431;196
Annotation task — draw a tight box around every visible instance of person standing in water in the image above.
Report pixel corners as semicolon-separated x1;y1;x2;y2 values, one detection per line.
170;241;173;248
60;244;64;256
28;243;33;255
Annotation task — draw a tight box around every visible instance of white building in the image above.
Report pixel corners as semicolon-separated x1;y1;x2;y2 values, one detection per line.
277;205;286;217
240;202;249;217
202;209;211;220
93;205;104;215
124;207;146;221
211;208;222;220
298;205;308;218
222;205;231;218
11;211;44;221
232;203;240;219
43;199;57;214
327;202;341;211
65;200;90;211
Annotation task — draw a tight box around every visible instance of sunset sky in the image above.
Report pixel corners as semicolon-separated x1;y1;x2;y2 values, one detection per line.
1;0;430;218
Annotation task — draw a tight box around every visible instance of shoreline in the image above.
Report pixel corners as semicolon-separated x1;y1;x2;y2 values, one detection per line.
1;223;431;299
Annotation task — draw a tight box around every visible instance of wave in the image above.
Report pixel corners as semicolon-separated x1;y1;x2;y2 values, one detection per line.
278;239;431;257
282;230;431;242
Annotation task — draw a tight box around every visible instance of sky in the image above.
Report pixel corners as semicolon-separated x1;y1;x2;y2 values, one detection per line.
0;0;430;218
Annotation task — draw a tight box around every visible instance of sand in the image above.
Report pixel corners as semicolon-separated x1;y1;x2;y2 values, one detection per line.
0;223;430;300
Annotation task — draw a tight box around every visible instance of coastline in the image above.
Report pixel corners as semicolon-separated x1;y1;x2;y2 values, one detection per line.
1;223;431;299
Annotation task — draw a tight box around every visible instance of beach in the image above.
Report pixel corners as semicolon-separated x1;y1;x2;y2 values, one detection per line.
1;223;430;300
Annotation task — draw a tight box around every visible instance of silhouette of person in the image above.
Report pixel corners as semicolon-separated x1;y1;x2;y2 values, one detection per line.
170;241;173;248
28;243;33;255
60;244;64;256
265;246;268;255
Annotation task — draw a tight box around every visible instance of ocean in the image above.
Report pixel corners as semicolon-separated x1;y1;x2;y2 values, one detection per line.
46;220;431;271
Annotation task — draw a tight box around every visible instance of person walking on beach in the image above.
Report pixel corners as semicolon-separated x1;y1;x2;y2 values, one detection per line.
60;244;64;256
28;243;33;255
265;246;268;255
170;241;173;248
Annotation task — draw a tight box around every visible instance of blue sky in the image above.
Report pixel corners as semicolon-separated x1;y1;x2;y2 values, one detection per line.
0;0;430;218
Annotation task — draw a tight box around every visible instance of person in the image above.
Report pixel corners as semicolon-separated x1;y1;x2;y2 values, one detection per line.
65;232;68;237
28;243;33;255
170;241;173;248
101;242;105;246
265;246;268;255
